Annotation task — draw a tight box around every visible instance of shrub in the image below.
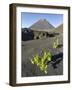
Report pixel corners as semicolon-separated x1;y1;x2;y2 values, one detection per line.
38;33;42;39
31;49;52;74
53;38;59;48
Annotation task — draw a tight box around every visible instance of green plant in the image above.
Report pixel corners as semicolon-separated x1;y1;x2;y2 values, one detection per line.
31;49;52;74
31;54;40;65
53;38;59;48
39;33;43;39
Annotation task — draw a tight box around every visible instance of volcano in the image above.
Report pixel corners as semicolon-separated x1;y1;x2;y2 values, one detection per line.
29;19;55;32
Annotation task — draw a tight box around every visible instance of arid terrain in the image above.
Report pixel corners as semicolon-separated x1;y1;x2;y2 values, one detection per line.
21;19;63;77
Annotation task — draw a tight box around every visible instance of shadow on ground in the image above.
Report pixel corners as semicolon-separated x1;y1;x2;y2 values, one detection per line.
51;52;63;69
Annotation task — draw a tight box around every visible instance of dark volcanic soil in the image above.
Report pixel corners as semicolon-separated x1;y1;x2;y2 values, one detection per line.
21;33;63;77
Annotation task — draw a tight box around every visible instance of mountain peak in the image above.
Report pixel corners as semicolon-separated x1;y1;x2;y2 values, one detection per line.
38;19;47;21
29;19;54;31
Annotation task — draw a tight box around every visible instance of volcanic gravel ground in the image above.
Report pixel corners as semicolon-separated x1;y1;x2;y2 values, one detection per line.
21;34;63;77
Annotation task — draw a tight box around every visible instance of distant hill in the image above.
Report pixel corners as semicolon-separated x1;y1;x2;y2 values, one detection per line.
22;20;63;41
29;19;55;32
53;24;63;34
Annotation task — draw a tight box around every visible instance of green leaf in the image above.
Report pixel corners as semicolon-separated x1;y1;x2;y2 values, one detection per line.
30;49;52;74
31;59;34;64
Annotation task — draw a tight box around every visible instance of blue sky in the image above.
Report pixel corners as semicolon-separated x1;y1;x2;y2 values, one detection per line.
21;12;63;28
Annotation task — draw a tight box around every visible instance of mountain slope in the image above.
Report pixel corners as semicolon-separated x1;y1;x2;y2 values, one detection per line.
29;19;55;31
53;24;63;34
